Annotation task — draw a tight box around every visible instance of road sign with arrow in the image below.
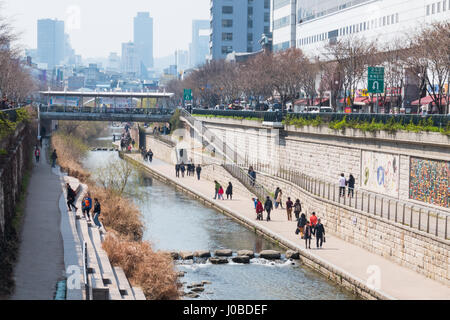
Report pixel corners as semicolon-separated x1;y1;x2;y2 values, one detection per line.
368;67;385;94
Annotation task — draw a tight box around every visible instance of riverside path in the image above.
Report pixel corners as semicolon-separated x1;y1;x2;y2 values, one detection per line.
124;153;450;300
9;142;65;300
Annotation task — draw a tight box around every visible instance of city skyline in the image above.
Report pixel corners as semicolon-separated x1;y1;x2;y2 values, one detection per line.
2;0;209;59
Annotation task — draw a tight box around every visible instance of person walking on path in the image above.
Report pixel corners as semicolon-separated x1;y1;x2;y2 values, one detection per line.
252;197;258;209
298;213;307;239
274;187;280;209
264;196;273;222
147;149;154;163
339;173;346;197
214;181;221;199
294;199;302;221
304;221;313;249
51;149;58;168
248;166;256;186
276;189;284;209
34;147;41;164
93;198;102;229
256;199;264;221
66;183;78;212
226;182;233;200
347;174;355;198
196;165;202;181
180;163;186;178
175;164;180;178
310;212;318;227
286;197;294;221
218;186;225;200
315;219;326;249
82;194;93;222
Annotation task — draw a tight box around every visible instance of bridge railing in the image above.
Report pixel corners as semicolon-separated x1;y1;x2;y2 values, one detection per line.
39;106;175;116
191;109;450;128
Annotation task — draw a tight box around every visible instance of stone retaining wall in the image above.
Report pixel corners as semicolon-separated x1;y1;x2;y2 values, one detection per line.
0;123;35;294
255;171;449;286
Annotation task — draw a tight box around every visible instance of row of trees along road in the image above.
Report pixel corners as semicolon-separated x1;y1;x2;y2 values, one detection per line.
0;6;36;109
167;22;449;114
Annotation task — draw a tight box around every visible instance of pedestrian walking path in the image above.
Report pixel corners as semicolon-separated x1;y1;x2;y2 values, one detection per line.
126;154;450;300
10;143;65;300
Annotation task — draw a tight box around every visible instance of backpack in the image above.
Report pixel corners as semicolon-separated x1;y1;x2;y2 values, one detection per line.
84;198;90;208
294;203;301;212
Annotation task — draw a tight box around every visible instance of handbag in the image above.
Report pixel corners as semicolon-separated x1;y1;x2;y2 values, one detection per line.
295;228;300;235
323;237;326;243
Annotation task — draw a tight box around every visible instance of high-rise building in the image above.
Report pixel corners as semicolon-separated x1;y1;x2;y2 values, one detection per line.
209;0;271;60
176;50;190;74
134;12;154;71
272;0;297;52
190;20;210;67
37;19;65;69
295;0;450;58
107;52;121;73
121;42;139;76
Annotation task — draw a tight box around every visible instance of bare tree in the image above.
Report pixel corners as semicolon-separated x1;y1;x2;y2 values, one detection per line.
407;22;450;114
325;36;378;111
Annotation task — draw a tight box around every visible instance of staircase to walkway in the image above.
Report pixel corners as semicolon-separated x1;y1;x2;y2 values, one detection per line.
181;110;450;240
63;176;146;300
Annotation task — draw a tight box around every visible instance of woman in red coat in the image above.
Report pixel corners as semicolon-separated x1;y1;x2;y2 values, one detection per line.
256;199;264;221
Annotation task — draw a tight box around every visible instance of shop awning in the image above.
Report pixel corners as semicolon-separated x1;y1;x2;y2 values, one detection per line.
411;95;447;106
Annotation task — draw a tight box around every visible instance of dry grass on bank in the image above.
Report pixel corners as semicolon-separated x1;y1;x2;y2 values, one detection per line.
51;133;90;181
103;233;181;300
87;184;144;242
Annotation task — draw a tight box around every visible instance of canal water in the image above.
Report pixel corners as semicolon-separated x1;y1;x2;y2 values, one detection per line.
83;127;357;300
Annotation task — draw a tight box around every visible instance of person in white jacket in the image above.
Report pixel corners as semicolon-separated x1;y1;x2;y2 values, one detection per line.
339;173;346;197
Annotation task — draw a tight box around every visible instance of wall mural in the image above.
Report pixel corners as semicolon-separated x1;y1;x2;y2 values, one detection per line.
361;151;399;197
409;157;449;208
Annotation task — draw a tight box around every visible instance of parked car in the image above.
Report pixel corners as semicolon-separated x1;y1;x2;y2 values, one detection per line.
254;103;269;111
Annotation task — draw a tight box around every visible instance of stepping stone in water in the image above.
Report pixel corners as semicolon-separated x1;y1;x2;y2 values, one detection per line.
194;250;211;258
286;250;300;260
179;252;194;260
210;257;229;265
214;249;233;257
232;256;251;264
259;250;281;260
237;250;255;258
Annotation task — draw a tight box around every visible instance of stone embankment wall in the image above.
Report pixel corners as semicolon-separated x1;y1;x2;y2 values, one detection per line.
184;117;450;285
255;170;449;286
0;123;35;293
195;117;450;212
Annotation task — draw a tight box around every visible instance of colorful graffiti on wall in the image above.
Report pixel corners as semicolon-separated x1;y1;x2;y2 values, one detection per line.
361;151;399;197
409;158;449;208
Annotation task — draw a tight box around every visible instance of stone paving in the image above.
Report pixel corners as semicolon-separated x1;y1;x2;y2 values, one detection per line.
10;143;65;300
127;153;450;300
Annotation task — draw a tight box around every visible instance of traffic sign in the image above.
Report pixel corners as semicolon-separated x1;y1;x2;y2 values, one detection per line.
183;89;193;101
368;67;385;94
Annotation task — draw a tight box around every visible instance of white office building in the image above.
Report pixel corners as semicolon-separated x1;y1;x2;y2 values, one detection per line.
272;0;297;52
295;0;450;58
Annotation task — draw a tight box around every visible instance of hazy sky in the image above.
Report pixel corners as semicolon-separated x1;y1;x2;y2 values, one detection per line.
2;0;210;58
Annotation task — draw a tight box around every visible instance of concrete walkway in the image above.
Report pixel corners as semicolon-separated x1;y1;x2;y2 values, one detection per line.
126;154;450;300
10;142;65;300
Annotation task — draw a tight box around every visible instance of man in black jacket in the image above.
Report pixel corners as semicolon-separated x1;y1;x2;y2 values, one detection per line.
66;183;78;212
196;165;202;180
264;196;273;222
315;219;326;249
93;198;102;229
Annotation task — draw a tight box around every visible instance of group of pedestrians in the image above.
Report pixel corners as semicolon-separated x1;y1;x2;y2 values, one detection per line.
176;163;202;180
140;147;154;163
66;183;103;229
214;181;233;200
296;212;326;249
339;173;356;198
252;185;326;249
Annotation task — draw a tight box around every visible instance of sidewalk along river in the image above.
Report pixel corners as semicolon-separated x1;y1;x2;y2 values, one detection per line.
83;129;358;300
